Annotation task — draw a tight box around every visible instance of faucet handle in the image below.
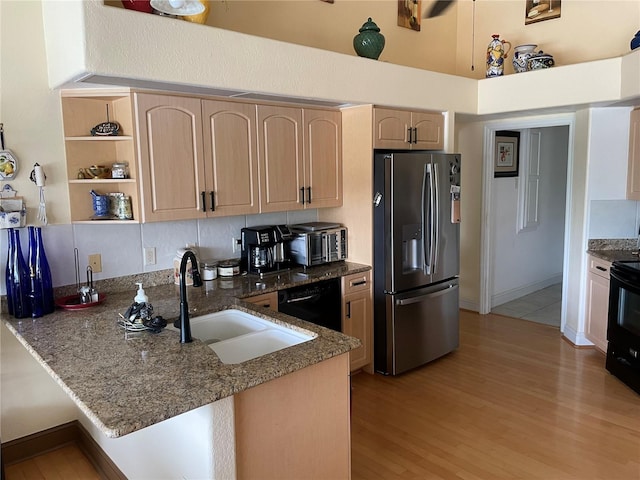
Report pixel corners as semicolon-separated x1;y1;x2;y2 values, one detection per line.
192;267;203;287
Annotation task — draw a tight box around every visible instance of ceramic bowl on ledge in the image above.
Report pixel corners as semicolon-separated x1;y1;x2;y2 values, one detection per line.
527;52;555;71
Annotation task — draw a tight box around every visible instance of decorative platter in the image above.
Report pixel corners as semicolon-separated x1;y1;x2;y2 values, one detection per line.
0;150;18;180
55;293;106;310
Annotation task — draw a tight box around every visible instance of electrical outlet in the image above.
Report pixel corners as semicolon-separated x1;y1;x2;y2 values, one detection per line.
232;237;241;253
144;247;156;266
88;254;102;273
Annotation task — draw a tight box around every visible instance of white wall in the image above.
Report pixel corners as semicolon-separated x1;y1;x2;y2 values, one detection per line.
0;324;79;441
586;107;640;239
78;398;236;480
491;126;568;306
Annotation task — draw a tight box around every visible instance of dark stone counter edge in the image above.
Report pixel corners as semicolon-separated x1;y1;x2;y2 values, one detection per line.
587;249;639;263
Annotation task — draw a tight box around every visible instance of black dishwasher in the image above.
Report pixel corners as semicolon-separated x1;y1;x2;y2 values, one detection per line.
277;278;342;332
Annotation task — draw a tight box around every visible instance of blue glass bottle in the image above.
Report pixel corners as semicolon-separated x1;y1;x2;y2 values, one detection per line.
28;226;54;317
5;228;15;316
9;228;31;318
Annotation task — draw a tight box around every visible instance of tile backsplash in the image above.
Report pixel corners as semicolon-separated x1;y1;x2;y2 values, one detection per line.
589;199;640;239
0;210;318;294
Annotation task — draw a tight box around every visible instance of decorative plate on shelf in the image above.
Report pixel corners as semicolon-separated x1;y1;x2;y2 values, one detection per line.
150;0;205;16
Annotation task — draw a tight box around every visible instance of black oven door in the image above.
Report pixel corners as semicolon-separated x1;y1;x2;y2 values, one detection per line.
607;262;640;394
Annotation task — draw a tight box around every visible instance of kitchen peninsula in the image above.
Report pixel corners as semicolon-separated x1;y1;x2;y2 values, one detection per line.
2;262;368;479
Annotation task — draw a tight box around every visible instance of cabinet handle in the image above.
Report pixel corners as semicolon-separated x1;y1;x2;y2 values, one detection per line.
201;191;206;212
210;191;215;212
306;186;312;204
346;301;351;319
407;127;413;144
413;127;418;144
300;187;305;205
596;266;607;272
351;280;367;287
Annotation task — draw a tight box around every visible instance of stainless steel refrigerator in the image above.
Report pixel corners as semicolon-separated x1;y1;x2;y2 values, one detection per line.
373;152;461;375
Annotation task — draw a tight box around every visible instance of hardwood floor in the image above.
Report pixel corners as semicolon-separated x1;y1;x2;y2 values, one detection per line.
351;310;640;480
7;310;640;479
4;444;100;480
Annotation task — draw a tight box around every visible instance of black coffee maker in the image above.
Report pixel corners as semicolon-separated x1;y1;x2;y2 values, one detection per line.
241;225;293;276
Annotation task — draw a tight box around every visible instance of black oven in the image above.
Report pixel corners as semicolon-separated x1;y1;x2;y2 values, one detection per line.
607;261;640;394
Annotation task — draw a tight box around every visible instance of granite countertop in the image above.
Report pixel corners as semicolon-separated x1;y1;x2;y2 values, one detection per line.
2;261;369;438
587;238;639;263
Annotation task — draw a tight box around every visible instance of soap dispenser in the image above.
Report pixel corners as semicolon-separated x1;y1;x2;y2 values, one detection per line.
134;282;148;304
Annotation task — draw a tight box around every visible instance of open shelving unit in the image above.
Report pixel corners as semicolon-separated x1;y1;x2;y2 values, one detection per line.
61;89;141;223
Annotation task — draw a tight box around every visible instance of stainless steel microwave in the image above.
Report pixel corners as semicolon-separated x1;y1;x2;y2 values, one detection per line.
288;223;348;267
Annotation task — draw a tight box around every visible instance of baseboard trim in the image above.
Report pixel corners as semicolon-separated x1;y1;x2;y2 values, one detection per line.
491;274;563;308
1;421;126;480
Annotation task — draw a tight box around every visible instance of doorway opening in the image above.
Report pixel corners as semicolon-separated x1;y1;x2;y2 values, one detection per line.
479;114;575;333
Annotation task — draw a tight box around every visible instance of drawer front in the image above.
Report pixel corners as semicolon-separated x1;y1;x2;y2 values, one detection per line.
589;256;612;279
342;271;371;295
244;292;278;311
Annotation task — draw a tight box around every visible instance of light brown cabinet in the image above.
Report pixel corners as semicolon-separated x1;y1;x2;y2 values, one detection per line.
135;94;262;221
627;107;640;200
243;291;278;311
135;93;206;222
202;99;260;217
65;91;342;223
342;271;373;372
304;108;343;208
258;105;342;212
585;255;611;353
373;107;444;150
61;90;141;223
235;353;351;480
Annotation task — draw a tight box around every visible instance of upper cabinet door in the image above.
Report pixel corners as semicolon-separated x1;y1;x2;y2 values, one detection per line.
202;100;260;216
258;105;304;212
373;108;411;149
373;108;444;150
304;109;342;209
412;111;444;150
135;93;206;222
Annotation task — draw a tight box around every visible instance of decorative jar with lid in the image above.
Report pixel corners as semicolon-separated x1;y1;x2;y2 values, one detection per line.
353;18;385;60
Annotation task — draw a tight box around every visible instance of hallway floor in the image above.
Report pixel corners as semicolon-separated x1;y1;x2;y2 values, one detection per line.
491;283;562;327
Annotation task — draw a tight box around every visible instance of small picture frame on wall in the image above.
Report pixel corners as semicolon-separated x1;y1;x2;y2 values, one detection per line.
525;0;561;25
494;131;520;178
397;0;421;31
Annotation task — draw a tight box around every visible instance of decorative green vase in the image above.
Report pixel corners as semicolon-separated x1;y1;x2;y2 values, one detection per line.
353;17;385;60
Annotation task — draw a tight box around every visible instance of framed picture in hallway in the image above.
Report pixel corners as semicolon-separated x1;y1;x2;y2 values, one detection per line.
494;130;520;177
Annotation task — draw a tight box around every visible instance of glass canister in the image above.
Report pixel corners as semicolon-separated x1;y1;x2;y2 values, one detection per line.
115;195;133;220
111;162;129;179
201;260;218;281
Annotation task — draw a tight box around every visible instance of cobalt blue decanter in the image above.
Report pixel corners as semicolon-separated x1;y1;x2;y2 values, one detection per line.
9;228;31;318
28;226;54;317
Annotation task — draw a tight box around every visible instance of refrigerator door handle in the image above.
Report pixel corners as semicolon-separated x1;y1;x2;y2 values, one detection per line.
395;284;458;306
422;163;435;275
433;162;440;275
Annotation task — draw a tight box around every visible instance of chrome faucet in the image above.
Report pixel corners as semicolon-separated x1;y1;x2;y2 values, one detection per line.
176;250;203;343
